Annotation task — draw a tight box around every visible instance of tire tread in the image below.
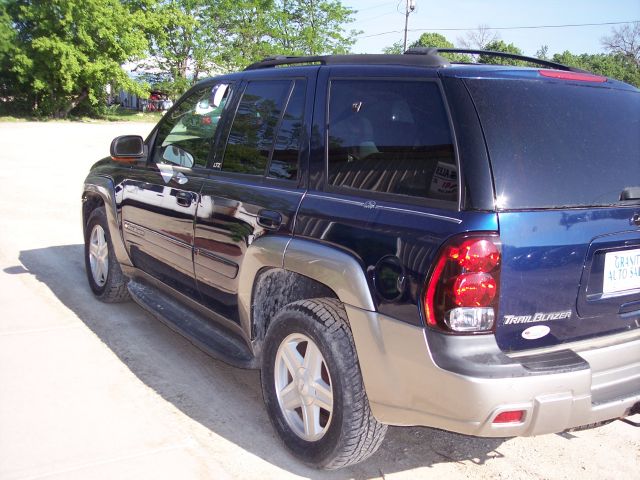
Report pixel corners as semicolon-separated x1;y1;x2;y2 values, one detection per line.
85;207;130;303
275;298;387;469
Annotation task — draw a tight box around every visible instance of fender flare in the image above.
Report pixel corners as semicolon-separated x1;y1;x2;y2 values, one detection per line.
83;175;133;267
237;235;375;340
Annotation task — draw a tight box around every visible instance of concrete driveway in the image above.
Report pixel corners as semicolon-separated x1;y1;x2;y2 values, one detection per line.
0;121;638;480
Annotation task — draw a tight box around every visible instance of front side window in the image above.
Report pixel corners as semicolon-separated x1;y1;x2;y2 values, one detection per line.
268;79;307;180
222;80;292;175
327;80;457;202
153;83;232;168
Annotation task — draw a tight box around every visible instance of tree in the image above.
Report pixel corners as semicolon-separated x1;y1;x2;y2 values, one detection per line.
480;40;525;65
457;25;498;50
140;0;225;92
5;0;149;117
601;22;640;68
142;0;358;94
406;32;470;63
552;51;639;87
536;45;550;61
382;40;403;55
270;0;359;56
0;1;17;102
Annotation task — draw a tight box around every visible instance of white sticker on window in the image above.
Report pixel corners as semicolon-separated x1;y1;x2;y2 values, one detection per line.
429;161;458;197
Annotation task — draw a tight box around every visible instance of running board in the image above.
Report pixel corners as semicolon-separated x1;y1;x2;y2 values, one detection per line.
128;280;257;369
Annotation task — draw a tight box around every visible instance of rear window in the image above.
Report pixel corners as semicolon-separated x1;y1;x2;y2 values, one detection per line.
466;79;640;209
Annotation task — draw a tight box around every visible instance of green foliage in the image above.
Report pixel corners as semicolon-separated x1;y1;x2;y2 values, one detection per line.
3;0;149;117
536;45;549;61
408;33;470;63
143;0;359;95
382;31;639;87
270;0;359;56
382;40;403;55
2;0;359;116
0;2;16;104
411;32;454;49
209;0;283;72
480;40;525;65
552;51;640;87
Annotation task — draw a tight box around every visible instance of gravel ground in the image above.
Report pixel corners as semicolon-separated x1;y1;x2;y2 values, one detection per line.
0;121;638;480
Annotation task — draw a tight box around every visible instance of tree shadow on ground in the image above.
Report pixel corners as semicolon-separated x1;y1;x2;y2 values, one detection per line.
13;244;506;479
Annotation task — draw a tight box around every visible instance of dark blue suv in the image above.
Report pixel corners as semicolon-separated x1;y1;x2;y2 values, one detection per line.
82;49;640;469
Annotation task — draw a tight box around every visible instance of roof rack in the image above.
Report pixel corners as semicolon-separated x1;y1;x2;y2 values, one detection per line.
244;53;451;70
406;47;587;73
244;49;585;73
244;55;328;70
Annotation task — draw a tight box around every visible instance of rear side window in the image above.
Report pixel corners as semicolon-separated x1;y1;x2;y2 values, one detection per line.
222;80;290;175
466;79;640;209
327;79;457;203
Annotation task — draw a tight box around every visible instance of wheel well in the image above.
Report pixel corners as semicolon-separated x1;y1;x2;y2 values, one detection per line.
82;193;104;234
251;268;338;348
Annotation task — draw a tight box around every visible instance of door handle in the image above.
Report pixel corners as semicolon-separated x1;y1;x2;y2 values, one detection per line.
257;209;282;230
175;191;194;207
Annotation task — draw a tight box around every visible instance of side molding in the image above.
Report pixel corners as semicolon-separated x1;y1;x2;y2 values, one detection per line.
83;176;133;267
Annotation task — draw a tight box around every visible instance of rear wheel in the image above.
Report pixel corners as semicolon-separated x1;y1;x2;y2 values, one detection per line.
84;207;130;303
261;298;387;469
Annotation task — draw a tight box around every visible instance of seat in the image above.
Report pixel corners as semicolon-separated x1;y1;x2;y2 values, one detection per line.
330;114;379;160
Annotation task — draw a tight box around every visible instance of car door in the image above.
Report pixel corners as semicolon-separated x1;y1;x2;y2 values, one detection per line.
194;71;316;324
121;81;235;299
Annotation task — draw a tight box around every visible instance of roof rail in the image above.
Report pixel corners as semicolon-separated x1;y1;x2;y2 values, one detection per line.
244;53;451;70
406;47;587;73
244;55;328;70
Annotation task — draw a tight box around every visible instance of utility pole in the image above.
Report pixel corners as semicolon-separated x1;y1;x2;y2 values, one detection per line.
403;0;417;52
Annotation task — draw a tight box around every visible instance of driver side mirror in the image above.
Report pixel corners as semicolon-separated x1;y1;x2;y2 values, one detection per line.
110;135;145;164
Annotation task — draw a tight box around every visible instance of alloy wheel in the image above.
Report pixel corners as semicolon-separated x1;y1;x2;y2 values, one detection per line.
274;333;334;441
89;224;109;287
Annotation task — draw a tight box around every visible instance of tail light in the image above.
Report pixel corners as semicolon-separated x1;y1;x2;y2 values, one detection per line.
424;234;501;333
538;70;606;83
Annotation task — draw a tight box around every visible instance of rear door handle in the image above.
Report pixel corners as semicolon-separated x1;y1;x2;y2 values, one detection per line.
175;191;194;207
257;209;282;230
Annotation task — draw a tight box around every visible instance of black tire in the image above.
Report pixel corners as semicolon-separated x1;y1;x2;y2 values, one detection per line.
84;207;130;303
261;298;387;469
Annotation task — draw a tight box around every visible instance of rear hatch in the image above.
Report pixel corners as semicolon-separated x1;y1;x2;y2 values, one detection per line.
464;71;640;352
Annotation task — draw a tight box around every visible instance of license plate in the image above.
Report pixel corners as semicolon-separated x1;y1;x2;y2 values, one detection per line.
603;248;640;294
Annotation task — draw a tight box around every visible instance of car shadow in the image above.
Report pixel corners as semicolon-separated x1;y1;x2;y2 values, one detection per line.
14;244;507;479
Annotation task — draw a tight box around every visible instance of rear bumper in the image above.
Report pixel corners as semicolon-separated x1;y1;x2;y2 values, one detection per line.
347;305;640;436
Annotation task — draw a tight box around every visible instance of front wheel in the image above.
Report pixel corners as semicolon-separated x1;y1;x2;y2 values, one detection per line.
261;298;387;469
84;207;130;303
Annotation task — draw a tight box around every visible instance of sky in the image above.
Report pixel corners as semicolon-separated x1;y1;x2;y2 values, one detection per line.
343;0;640;57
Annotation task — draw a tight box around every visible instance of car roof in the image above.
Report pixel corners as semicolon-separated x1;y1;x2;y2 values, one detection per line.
194;50;639;92
243;48;575;72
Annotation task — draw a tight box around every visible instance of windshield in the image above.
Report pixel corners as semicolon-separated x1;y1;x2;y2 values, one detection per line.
465;78;640;210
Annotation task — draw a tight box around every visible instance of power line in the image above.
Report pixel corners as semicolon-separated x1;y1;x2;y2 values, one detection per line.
358;9;399;25
356;1;394;13
359;20;640;39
